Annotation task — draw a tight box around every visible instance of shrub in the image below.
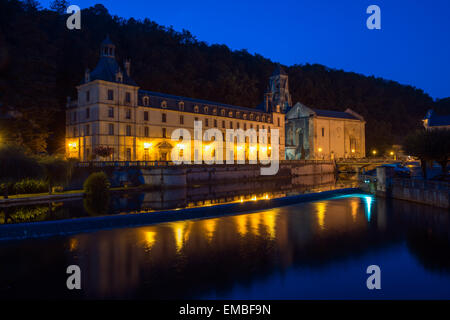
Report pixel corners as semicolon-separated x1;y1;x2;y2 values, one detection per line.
13;179;48;195
83;172;110;198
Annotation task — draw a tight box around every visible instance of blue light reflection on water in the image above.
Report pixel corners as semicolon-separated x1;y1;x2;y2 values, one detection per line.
1;194;450;299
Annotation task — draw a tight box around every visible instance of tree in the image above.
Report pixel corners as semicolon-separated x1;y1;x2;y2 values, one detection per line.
49;0;69;14
403;129;450;178
39;156;73;194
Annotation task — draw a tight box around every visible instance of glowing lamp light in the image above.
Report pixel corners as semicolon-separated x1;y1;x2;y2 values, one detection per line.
144;142;152;149
250;146;256;152
268;146;272;150
390;151;394;156
177;143;185;149
68;142;77;149
251;196;257;201
372;150;377;155
351;149;355;153
237;146;244;151
318;147;323;153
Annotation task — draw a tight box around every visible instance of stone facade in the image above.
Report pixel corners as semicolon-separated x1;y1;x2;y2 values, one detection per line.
66;37;285;162
285;103;365;160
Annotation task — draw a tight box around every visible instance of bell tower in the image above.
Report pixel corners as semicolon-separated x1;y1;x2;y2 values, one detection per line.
265;64;292;113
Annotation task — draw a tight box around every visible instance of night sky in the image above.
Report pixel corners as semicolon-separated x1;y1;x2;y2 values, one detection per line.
40;0;450;99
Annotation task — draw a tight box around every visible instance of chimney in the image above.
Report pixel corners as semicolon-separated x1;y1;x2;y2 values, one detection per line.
84;68;90;83
124;59;131;76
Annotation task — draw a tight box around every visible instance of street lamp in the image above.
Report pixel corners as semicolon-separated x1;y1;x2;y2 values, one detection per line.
372;150;377;156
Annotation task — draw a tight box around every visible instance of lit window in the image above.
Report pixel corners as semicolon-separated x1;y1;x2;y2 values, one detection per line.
178;101;184;110
161;101;167;108
194;105;199;113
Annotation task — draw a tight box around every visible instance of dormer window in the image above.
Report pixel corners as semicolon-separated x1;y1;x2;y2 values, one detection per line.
143;96;149;106
250;114;254;121
161;100;167;108
194;105;199;113
256;116;260;121
221;109;225;116
228;111;233;117
213;108;217;115
204;106;208;114
276;105;280;113
262;116;265;122
243;114;247;120
178;101;184;111
116;70;123;83
267;116;271;123
107;89;114;101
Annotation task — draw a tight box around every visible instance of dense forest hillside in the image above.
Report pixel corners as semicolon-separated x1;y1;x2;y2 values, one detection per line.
0;0;448;155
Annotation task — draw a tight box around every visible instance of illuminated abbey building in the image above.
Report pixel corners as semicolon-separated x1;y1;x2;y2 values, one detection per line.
66;36;365;161
66;36;286;162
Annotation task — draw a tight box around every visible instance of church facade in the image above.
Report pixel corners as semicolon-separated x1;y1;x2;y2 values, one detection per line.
285;103;365;160
66;37;286;162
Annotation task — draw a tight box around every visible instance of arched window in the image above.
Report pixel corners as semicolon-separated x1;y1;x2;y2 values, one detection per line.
221;109;225;116
178;101;184;111
161;100;167;108
250;114;254;121
194;105;199;113
243;114;247;120
256;116;260;121
228;111;233;117
143;96;149;106
204;106;208;114
236;112;240;118
213;108;217;115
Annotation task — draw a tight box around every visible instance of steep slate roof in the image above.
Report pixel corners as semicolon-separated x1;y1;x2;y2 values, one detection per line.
139;90;271;116
311;108;359;120
87;56;137;86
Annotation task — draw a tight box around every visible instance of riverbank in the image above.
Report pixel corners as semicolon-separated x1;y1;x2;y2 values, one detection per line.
0;187;361;241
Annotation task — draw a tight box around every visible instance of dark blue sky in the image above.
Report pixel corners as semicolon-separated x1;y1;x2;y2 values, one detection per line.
41;0;449;99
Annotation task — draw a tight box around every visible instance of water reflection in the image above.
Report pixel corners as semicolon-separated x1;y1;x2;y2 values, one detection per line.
1;195;450;299
0;174;355;225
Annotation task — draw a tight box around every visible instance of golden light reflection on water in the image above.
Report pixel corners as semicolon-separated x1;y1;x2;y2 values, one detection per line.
202;219;217;242
316;202;327;230
70;196;375;298
350;199;359;222
69;238;78;251
144;231;156;249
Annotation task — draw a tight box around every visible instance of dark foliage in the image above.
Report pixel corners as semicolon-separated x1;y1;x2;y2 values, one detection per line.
0;0;447;155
